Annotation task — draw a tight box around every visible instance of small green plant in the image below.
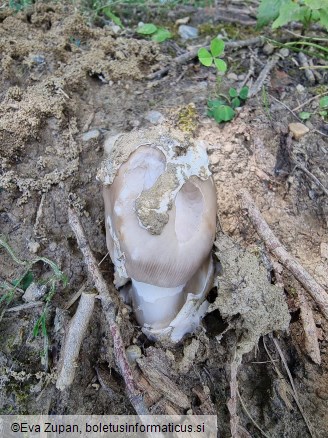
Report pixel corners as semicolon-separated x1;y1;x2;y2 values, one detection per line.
8;0;32;12
257;0;328;31
197;38;249;123
102;7;123;28
137;23;172;42
198;38;227;72
0;236;67;365
298;95;328;120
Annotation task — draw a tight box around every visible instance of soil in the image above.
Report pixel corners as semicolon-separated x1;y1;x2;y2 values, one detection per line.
0;3;327;437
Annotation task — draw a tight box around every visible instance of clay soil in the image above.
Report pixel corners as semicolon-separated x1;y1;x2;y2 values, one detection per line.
0;3;327;437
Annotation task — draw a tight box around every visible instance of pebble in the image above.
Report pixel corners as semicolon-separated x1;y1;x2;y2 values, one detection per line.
82;129;100;142
279;48;289;57
238;74;246;81
23;283;47;303
145;110;164;125
296;84;305;94
263;43;274;55
175;16;190;25
178;25;198;40
227;72;238;81
28;240;40;254
320;242;328;259
288;122;309;140
126;345;142;365
305;121;314;130
49;241;57;252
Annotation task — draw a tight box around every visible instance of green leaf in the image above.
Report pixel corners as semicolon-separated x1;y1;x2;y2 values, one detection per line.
318;10;328;30
299;111;311;120
319;110;328;117
229;88;238;98
102;8;123;28
272;0;302;28
210;38;225;57
137;23;157;35
319;96;328;108
239;86;249;100
198;48;213;67
208;99;227;109
214;58;227;72
304;0;328;10
152;28;171;43
231;97;241;109
213;105;235;123
257;0;283;28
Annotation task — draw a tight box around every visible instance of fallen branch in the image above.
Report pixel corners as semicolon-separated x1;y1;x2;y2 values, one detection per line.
147;36;265;80
298;290;321;365
67;207;149;415
56;290;97;390
239;189;328;320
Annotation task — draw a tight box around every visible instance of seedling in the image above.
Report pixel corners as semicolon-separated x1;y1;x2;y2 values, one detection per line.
137;23;172;43
207;87;249;123
198;38;248;123
198;38;227;72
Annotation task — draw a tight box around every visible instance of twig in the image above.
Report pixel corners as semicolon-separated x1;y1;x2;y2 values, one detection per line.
56;290;97;390
298;52;315;84
239;53;255;91
249;54;280;97
227;359;239;438
239;189;328;320
67;207;149;415
294;162;328;196
271;336;315;438
292;91;328;112
5;301;44;312
147;36;265;80
63;282;87;310
237;389;271;438
298;290;321;365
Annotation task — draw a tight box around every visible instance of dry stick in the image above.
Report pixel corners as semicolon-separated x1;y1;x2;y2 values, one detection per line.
249;54;280;97
56;290;97;390
227;359;239;438
292;91;328;112
239;189;328;320
298;52;315;84
294;162;328;197
67;207;149;416
147;36;265;80
298;290;321;365
237;389;271;438
270;336;315;438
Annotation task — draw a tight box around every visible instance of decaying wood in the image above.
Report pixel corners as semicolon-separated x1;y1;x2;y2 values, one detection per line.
147;36;265;80
56;290;97;390
240;189;328;320
67;207;149;416
298;291;321;365
137;356;190;410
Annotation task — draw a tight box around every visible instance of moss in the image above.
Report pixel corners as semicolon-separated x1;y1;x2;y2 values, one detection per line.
176;103;198;134
198;22;260;40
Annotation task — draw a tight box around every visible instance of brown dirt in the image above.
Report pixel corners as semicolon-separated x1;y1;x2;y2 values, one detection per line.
0;3;327;437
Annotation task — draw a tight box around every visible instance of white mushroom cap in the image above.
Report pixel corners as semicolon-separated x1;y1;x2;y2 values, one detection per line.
103;144;217;288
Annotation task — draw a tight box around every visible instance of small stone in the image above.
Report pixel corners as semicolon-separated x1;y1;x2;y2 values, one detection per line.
49;242;57;252
227;72;238;81
263;43;274;55
288;122;309;140
126;345;142;364
320;242;328;259
178;25;198;40
145;110;164;125
23;283;47;303
238;74;246;81
175;16;190;25
279;48;289;57
296;84;305;94
28;240;40;254
305;121;313;130
109;24;121;34
82;129;100;142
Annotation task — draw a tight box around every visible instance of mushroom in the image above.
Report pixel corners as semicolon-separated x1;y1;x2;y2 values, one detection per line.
97;127;217;342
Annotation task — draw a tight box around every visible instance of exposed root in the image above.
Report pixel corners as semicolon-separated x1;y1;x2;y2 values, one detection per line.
67;207;150;415
240;189;328;320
